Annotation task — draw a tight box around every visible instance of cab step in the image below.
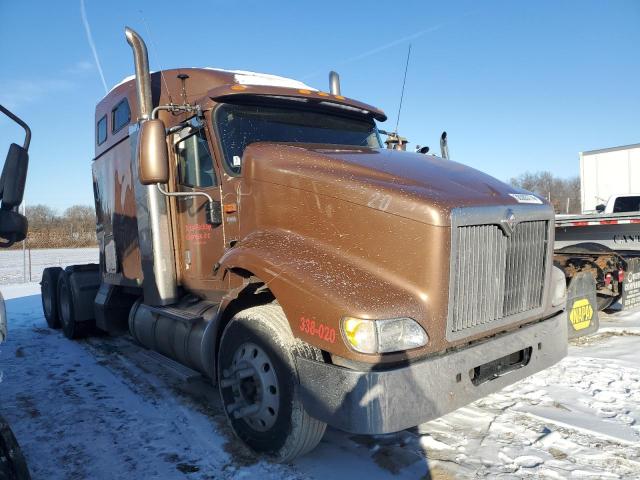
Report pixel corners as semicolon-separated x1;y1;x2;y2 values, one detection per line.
137;349;202;383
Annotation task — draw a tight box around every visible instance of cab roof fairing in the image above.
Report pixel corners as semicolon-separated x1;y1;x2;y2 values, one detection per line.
207;84;388;122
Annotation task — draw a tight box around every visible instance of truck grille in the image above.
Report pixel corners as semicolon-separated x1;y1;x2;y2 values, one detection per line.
449;220;548;337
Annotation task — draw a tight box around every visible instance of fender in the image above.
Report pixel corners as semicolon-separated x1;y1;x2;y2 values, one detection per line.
211;228;428;362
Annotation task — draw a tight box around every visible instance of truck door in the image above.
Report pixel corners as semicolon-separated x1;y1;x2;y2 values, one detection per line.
173;123;227;298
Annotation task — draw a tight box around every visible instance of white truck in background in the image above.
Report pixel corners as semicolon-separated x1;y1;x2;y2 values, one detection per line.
580;143;640;213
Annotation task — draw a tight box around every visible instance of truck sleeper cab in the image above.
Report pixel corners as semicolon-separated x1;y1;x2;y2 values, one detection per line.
40;28;568;462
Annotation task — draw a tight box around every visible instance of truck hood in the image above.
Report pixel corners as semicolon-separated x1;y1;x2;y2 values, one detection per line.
242;143;543;226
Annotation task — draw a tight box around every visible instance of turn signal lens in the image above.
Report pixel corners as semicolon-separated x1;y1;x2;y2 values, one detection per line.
343;317;377;354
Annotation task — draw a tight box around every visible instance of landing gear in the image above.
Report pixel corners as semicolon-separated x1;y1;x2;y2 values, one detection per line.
218;305;326;462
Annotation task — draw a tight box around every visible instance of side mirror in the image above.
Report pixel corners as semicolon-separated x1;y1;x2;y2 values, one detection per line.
138;119;169;185
595;203;605;213
0;143;29;208
206;200;223;227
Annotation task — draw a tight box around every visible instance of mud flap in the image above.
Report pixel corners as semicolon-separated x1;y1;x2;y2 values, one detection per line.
621;257;640;311
566;272;599;339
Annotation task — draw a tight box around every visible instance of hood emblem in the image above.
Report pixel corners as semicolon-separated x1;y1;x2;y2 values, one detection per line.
500;209;517;237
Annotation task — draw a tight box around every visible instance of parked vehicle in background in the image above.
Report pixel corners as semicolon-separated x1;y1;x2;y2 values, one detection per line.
0;104;32;479
40;27;568;462
580;143;640;213
553;143;640;324
595;193;640;214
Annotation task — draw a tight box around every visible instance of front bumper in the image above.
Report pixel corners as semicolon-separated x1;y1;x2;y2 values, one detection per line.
296;310;567;434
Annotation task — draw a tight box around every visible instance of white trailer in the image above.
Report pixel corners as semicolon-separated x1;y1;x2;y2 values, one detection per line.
580;143;640;213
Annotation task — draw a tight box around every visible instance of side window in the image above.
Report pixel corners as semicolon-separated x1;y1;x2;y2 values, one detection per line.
111;99;131;134
613;196;640;213
176;130;217;188
96;115;107;145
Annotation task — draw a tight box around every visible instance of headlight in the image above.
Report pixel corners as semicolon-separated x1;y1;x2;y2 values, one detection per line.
551;266;567;307
342;316;428;354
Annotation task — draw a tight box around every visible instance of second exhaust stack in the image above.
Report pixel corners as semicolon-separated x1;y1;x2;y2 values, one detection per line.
329;71;341;96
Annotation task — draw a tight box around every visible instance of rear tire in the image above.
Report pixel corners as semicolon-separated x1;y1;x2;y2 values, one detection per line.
41;267;63;329
217;304;326;462
57;272;93;339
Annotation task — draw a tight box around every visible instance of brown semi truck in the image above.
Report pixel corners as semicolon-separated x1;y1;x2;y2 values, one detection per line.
40;27;568;461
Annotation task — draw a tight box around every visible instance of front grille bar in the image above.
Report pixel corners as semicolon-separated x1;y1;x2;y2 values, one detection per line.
447;205;552;341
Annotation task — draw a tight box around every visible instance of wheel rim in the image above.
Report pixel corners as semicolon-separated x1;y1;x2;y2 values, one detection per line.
221;342;279;432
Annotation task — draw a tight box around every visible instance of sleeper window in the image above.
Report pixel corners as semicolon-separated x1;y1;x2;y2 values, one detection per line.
111;99;131;133
176;130;217;188
96;115;107;145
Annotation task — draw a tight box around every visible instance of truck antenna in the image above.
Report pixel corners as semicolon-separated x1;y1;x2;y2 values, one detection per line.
394;44;412;134
140;11;174;105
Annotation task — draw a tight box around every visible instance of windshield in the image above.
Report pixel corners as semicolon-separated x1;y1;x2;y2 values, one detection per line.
214;103;382;174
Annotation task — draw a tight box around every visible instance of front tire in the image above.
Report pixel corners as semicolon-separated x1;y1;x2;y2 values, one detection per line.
217;304;326;462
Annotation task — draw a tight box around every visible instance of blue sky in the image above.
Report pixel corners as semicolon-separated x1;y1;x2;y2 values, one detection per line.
1;0;638;212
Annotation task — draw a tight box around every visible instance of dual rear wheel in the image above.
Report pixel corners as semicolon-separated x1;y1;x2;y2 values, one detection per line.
40;267;93;339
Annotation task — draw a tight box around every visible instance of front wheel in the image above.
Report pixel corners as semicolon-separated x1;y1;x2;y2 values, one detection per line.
217;304;326;462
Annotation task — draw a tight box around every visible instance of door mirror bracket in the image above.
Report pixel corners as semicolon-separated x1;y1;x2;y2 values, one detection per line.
156;184;222;227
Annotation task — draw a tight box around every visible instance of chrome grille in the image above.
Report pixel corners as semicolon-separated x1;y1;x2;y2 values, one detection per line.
449;220;548;337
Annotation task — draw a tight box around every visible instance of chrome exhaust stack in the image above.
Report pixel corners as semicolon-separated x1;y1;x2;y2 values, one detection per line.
125;26;178;306
440;131;450;160
329;71;341;95
125;27;153;120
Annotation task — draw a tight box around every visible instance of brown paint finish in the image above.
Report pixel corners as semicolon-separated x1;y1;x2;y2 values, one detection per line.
94;67;556;365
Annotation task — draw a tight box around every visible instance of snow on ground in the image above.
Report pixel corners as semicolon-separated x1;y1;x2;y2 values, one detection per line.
0;248;98;285
0;284;639;479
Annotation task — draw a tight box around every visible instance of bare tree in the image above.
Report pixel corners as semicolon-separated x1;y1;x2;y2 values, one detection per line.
19;204;97;249
25;204;58;229
62;205;96;244
510;171;580;214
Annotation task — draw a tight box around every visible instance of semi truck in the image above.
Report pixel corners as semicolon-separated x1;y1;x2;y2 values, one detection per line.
40;27;568;461
0;104;32;479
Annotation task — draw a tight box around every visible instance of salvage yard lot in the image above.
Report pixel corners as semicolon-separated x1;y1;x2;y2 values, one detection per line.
1;284;639;479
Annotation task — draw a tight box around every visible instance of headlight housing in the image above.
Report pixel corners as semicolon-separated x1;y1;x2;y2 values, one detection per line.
551;266;567;307
342;316;428;354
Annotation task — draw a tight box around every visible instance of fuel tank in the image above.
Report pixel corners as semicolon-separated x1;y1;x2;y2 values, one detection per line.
128;297;218;374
